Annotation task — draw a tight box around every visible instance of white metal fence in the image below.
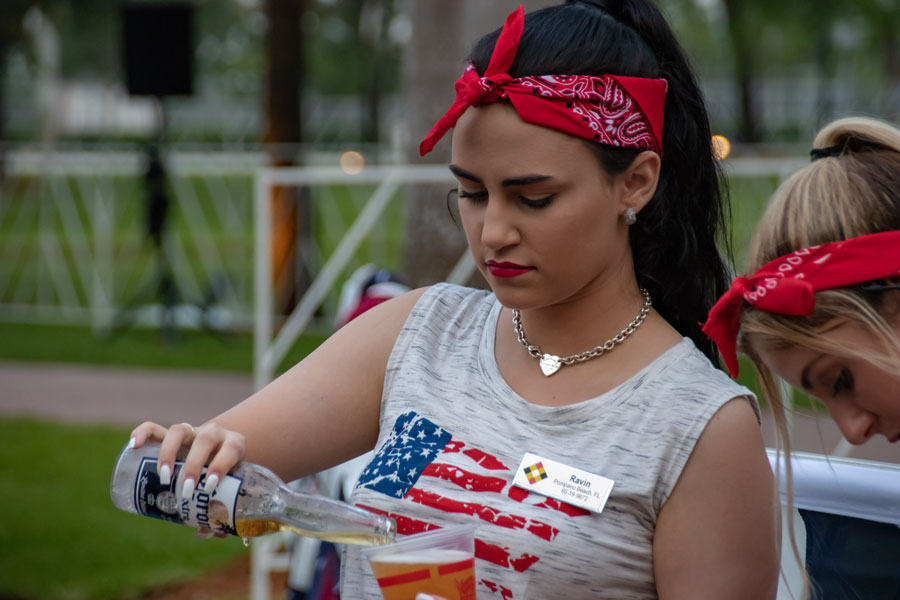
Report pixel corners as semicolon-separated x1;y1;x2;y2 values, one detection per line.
251;164;468;390
0;149;432;335
0;149;263;332
0;152;807;333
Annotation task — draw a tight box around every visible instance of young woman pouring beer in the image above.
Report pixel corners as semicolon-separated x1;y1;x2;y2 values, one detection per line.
131;2;779;597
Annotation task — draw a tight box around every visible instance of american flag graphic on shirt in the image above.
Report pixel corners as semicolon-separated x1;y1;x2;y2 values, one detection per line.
356;411;590;599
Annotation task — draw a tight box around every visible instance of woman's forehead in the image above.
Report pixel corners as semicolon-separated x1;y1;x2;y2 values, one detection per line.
755;343;818;388
450;104;601;174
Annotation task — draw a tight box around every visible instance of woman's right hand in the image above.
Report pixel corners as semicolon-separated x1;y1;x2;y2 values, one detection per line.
129;420;246;501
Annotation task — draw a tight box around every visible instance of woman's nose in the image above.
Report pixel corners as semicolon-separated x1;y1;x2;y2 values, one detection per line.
829;403;876;445
481;198;520;250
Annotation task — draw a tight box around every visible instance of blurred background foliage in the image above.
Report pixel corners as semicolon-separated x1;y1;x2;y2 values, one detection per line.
0;0;895;144
0;0;409;144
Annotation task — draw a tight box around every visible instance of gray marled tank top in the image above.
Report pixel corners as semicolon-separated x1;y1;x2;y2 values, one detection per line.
341;283;757;599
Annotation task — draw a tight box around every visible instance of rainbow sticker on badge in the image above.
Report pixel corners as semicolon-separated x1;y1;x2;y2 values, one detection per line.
522;461;548;485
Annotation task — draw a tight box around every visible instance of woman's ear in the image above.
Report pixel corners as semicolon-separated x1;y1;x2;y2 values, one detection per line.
617;151;661;215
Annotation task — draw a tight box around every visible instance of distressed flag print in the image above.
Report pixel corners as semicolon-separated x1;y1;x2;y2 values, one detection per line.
356;411;590;599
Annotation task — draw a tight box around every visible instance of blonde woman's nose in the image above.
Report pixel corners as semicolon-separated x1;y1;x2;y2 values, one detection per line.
830;404;876;445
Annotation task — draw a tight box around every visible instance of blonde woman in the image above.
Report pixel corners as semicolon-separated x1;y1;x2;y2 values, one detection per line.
704;116;900;450
703;115;900;598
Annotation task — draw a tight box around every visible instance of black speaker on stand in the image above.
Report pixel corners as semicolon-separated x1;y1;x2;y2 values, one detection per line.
123;3;194;98
110;2;201;342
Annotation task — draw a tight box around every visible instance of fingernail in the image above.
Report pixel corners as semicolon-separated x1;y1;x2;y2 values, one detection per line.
182;477;195;501
203;473;219;495
159;464;171;486
127;437;136;449
196;529;215;539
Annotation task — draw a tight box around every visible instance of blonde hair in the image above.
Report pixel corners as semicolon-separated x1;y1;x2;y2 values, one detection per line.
739;117;900;599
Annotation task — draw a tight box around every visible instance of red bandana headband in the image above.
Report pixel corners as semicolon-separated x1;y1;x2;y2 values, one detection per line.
702;230;900;378
419;5;668;157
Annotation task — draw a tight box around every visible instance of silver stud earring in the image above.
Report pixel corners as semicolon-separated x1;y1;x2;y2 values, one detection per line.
624;207;637;225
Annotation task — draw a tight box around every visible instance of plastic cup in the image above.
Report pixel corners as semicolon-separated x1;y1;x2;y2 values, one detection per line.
363;524;477;600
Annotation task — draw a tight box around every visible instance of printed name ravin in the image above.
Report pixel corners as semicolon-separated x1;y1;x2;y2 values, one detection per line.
570;475;591;488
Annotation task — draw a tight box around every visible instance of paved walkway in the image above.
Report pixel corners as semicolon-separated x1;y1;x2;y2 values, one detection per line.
1;359;897;464
0;360;253;428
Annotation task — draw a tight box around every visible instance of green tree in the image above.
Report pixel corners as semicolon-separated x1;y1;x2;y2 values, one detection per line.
0;1;37;142
855;0;900;116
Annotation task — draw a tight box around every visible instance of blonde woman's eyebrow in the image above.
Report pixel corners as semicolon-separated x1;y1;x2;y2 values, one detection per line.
801;354;827;390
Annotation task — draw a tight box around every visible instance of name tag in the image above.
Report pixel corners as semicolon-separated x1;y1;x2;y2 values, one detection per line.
512;452;614;514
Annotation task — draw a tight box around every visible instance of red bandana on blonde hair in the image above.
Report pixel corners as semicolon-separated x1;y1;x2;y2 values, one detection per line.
419;5;668;157
702;230;900;378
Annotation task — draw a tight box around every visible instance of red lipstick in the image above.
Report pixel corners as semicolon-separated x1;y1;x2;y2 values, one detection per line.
486;261;534;278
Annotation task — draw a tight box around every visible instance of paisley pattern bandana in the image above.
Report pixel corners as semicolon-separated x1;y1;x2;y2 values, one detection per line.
703;230;900;377
419;5;668;157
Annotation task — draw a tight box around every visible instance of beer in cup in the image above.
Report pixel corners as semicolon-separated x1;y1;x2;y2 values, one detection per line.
363;524;477;600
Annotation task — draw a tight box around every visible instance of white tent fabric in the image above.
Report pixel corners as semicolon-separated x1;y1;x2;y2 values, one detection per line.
767;449;900;526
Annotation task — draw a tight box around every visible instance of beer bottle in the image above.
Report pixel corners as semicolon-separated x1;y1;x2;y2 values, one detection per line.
110;441;396;545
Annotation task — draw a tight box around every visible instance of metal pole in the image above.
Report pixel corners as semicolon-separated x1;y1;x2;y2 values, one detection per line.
254;169;274;392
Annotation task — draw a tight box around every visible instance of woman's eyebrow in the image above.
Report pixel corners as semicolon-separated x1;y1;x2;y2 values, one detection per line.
448;164;553;187
448;164;480;183
501;174;554;187
801;353;827;390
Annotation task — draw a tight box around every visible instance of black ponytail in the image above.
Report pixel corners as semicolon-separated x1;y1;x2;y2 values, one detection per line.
467;0;731;363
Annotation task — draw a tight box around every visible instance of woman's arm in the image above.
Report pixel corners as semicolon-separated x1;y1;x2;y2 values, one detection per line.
131;287;428;488
653;398;780;600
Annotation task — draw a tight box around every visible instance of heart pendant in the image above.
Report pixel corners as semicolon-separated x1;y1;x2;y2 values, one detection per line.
539;354;562;377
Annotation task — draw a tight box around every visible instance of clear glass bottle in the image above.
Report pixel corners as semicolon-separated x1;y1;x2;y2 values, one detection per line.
110;441;396;545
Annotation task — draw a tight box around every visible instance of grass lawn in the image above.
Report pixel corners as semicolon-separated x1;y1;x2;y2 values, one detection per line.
0;321;327;600
0;417;250;600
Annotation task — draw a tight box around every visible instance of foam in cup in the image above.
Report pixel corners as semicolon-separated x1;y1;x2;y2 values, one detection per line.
364;524;477;600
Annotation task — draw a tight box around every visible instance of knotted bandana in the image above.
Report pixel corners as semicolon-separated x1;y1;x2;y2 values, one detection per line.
703;230;900;377
419;5;668;157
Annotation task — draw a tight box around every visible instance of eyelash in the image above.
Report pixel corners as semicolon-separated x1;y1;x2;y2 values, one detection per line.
456;190;554;209
832;368;854;397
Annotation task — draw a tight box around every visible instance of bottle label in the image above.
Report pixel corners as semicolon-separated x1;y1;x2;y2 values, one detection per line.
134;457;242;536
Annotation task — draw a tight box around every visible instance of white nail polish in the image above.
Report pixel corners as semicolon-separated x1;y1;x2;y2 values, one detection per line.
127;437;136;449
182;477;195;501
159;464;171;486
203;473;219;495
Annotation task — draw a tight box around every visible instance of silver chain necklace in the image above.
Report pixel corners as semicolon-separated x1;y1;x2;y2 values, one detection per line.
512;288;652;377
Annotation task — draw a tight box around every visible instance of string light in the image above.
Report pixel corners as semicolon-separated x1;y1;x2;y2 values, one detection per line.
711;135;731;160
339;151;365;175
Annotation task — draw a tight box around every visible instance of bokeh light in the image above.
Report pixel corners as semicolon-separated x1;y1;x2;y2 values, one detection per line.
711;134;731;160
340;150;365;174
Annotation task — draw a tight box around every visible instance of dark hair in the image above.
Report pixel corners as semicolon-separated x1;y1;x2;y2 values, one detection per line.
467;0;731;363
